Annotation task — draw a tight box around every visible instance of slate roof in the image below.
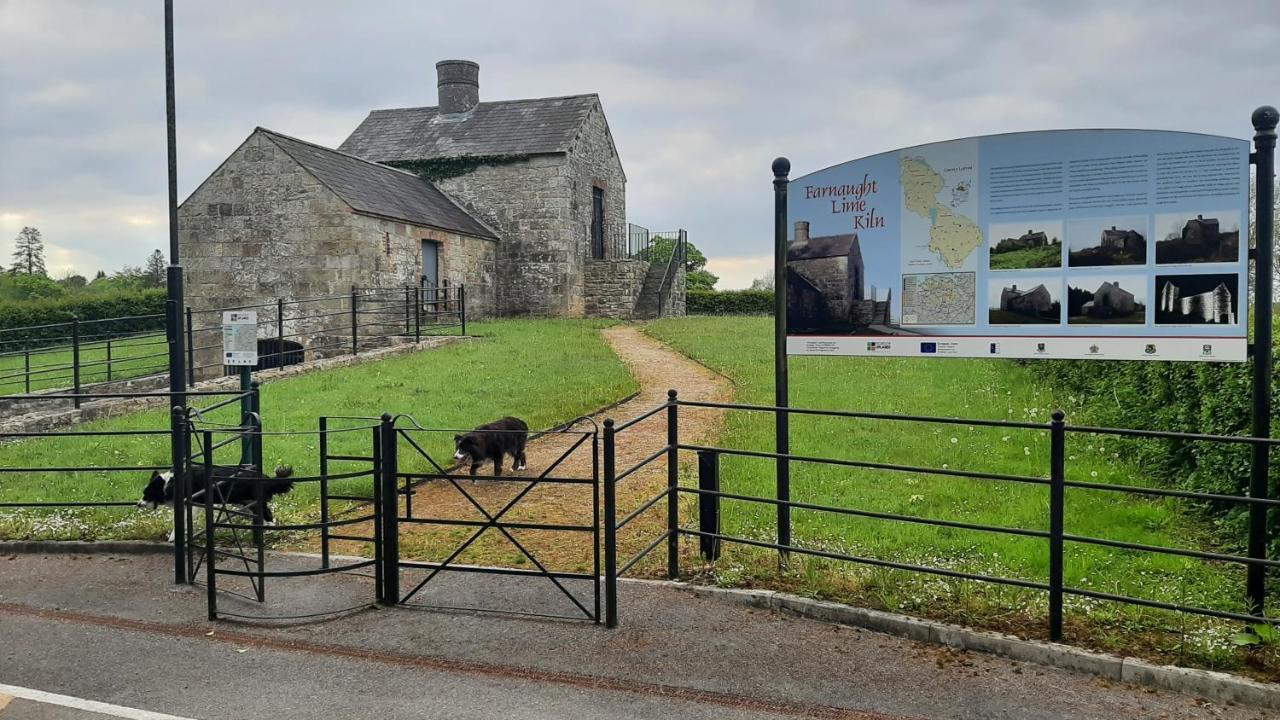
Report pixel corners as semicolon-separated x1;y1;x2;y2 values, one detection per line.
788;234;862;261
260;128;496;240
337;94;600;163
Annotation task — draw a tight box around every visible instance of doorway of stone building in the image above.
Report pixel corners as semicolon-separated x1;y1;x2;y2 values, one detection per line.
591;187;605;259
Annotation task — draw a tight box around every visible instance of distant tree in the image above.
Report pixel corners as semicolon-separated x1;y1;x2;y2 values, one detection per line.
10;226;46;276
144;249;166;287
57;273;88;290
749;273;774;291
92;270;107;281
637;236;719;291
0;273;64;301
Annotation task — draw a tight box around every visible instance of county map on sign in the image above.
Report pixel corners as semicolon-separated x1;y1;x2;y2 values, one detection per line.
901;272;976;325
899;140;982;272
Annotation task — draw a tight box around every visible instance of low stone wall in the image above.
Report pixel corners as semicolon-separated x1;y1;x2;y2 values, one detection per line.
0;336;466;437
584;259;649;318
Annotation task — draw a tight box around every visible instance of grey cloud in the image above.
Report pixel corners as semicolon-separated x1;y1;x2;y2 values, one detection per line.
1;0;1276;286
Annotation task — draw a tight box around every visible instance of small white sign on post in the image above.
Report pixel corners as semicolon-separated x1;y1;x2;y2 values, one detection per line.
222;311;258;366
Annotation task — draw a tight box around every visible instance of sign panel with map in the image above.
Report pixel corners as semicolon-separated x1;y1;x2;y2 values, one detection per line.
785;130;1251;361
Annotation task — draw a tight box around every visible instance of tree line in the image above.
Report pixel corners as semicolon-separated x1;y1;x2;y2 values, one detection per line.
3;226;167;302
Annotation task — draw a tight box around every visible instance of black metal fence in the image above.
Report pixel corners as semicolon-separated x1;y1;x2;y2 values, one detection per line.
191;415;382;621
0;285;466;402
601;393;1280;638
0;388;255;526
193;413;600;623
0;315;168;400
601;225;689;263
184;284;465;383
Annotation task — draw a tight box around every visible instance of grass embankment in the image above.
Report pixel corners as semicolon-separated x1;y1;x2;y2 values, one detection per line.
0;332;168;396
0;319;636;541
648;315;1258;673
988;244;1061;269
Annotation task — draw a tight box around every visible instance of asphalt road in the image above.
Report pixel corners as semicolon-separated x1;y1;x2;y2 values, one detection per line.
0;552;1267;720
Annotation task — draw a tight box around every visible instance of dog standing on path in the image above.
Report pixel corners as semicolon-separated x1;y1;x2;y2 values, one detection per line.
453;417;529;477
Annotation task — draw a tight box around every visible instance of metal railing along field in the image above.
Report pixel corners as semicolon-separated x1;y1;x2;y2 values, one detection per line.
601;393;1280;638
0;285;466;402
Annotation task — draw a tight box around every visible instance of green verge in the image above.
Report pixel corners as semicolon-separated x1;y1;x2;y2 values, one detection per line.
0;319;636;542
988;244;1061;269
648;315;1260;673
0;332;169;396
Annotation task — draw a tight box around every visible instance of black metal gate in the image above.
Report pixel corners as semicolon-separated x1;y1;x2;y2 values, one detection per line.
379;415;602;622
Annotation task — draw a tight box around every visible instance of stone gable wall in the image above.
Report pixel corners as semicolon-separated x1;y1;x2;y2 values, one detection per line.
178;130;494;378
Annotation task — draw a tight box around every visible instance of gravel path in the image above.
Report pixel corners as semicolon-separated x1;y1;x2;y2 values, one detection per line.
325;324;733;575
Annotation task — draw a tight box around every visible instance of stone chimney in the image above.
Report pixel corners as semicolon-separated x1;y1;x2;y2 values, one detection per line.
794;221;810;244
437;60;479;115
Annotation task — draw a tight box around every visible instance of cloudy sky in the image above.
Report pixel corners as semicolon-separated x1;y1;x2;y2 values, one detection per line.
1;1;1276;288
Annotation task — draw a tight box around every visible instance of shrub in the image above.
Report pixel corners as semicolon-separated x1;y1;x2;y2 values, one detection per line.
1029;317;1280;555
687;289;774;315
0;289;167;348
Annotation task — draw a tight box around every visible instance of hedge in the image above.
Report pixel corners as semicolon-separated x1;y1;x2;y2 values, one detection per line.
1028;317;1280;556
687;289;774;315
0;290;167;349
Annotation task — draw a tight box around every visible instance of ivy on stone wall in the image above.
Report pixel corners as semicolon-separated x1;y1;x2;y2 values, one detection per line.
389;155;528;182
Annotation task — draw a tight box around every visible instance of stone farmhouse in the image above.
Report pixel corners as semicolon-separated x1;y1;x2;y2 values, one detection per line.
786;221;890;332
179;60;684;374
1081;280;1138;318
1159;279;1236;324
1157;214;1241;263
1099;226;1146;256
999;283;1053;316
993;229;1053;253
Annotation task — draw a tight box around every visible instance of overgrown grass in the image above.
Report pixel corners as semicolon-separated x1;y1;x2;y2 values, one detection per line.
648;315;1263;673
988;244;1061;269
0;319;636;540
0;332;168;395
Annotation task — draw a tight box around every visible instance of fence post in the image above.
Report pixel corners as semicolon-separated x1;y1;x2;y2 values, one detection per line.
238;367;253;465
414;286;422;343
350;286;359;356
459;284;467;336
773;158;791;562
276;298;284;368
319;416;331;569
698;450;721;561
404;286;411;336
1049;410;1066;642
603;419;618;628
185;306;195;386
71;317;81;408
371;420;383;602
171;405;188;585
106;338;113;382
379;413;400;606
23;350;30;394
203;429;217;620
666;389;680;579
249;380;262;466
252;444;266;603
1248;105;1277;617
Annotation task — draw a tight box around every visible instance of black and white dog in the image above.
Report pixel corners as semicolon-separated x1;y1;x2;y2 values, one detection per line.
138;464;295;540
453;417;529;477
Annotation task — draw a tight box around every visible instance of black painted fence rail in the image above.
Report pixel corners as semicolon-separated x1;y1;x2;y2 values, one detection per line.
601;393;1279;637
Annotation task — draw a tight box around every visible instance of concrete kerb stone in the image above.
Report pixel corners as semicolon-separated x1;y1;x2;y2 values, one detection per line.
0;540;171;555
667;582;1280;711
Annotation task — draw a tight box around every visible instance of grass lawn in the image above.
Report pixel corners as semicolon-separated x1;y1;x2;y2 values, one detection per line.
988;309;1060;325
0;319;636;541
0;332;168;396
989;245;1060;269
648;315;1254;671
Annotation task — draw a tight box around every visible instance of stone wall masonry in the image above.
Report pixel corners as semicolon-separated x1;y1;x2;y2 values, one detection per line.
0;336;465;438
179;129;495;378
583;259;648;318
567;102;628;308
433;156;576;316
